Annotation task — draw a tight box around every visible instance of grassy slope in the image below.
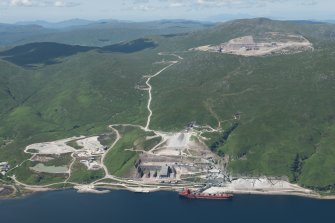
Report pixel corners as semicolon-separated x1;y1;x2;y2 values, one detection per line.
148;19;335;189
299;124;335;189
0;48;164;171
11;154;72;185
69;161;105;184
104;126;156;177
13;160;68;185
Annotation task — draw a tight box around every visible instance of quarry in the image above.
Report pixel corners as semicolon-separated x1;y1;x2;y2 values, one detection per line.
192;32;313;56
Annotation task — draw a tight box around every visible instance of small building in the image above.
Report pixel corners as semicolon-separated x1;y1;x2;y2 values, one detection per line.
159;165;170;178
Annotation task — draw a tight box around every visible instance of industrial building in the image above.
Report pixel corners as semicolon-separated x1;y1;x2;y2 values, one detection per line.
159;165;170;178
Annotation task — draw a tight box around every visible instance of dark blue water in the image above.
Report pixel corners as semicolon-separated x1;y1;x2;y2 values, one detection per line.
1;190;334;223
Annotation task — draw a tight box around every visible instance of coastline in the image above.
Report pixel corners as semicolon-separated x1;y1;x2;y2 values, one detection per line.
2;183;334;201
79;186;335;200
3;174;335;200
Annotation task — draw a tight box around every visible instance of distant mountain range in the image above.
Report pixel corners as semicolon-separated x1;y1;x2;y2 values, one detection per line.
323;20;335;24
11;17;335;30
206;14;255;22
13;18;214;29
206;13;335;24
0;19;214;47
15;19;96;29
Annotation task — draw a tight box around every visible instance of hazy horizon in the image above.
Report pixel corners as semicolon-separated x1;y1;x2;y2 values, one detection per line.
7;16;335;25
0;0;334;23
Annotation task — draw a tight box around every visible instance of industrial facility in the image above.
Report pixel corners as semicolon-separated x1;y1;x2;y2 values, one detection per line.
0;162;10;175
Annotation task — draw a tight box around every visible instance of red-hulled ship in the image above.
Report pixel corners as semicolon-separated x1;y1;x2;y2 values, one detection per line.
179;188;233;200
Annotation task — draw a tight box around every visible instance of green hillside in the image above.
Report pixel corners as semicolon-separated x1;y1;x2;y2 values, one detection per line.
0;46;165;169
0;20;212;47
148;18;335;190
1;18;335;191
0;39;157;67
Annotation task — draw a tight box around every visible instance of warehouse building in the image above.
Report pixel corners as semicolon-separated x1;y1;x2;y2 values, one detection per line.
159;165;170;178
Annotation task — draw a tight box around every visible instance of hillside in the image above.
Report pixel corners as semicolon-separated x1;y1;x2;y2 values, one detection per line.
0;39;157;67
148;18;335;190
0;20;212;47
1;18;335;192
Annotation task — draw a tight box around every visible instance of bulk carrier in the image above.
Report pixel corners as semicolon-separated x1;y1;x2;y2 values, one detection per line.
179;188;233;200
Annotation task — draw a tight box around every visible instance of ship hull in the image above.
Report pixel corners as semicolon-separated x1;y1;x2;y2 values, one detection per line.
179;188;234;200
179;191;233;200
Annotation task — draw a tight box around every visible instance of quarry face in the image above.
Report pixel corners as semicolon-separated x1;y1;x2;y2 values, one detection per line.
192;32;313;56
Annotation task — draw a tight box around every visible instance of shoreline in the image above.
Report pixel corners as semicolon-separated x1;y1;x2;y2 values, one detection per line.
68;186;335;200
3;174;335;200
2;184;335;201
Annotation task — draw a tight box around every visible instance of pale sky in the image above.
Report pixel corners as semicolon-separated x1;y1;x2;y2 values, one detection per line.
0;0;334;23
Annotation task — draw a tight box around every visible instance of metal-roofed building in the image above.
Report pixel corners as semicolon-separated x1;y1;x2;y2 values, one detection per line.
159;165;170;178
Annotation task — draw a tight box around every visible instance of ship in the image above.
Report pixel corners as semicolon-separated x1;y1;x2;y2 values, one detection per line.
179;188;233;200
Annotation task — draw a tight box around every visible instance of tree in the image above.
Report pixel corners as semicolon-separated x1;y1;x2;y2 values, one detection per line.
291;154;303;182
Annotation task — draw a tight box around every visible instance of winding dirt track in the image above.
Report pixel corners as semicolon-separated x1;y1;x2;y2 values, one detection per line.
101;126;121;177
145;61;178;130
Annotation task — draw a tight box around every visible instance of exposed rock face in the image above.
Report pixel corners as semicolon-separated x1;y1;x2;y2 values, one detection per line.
192;32;313;56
